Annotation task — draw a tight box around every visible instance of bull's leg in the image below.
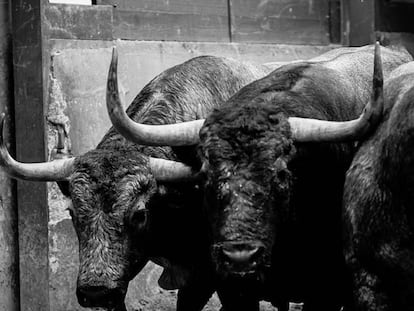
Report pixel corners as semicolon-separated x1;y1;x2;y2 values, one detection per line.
176;282;215;311
350;268;391;311
302;282;346;311
273;301;289;311
302;300;343;311
216;289;259;311
218;298;259;311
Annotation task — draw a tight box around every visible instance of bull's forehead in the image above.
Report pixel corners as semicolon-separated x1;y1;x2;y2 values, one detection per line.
69;149;156;213
205;152;293;217
213;172;270;204
75;149;151;179
203;138;292;183
201;108;294;165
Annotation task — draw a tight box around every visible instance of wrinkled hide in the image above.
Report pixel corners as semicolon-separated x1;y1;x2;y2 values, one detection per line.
199;45;412;311
343;62;414;311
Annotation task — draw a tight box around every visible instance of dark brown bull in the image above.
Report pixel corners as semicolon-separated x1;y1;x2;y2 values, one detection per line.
104;43;411;311
343;61;414;311
0;50;275;310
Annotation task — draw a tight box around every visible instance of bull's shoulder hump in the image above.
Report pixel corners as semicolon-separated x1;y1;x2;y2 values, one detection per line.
386;62;414;82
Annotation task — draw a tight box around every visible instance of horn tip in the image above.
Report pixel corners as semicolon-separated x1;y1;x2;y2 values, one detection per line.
374;41;381;55
0;113;5;126
373;41;383;81
111;46;118;63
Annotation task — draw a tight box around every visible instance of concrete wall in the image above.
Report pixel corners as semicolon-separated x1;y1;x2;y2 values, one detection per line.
46;39;333;311
0;1;19;310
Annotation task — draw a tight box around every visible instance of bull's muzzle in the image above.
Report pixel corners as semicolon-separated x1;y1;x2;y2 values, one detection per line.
76;285;126;308
214;240;265;276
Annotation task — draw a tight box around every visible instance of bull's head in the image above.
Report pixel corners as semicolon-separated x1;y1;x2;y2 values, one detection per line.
197;42;384;283
0;48;198;309
199;106;300;286
68;148;155;308
103;43;385;286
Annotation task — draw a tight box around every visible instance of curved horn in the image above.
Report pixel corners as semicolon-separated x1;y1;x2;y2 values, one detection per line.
288;41;384;142
0;113;75;181
106;47;204;146
149;157;198;182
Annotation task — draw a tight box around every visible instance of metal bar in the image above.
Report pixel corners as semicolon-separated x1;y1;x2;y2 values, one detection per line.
11;0;50;310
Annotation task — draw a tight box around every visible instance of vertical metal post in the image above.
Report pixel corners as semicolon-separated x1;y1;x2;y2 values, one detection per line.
341;0;375;46
0;0;20;310
11;0;50;310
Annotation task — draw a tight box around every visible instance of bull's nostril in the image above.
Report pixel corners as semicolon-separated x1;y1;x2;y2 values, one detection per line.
220;241;265;266
223;247;260;263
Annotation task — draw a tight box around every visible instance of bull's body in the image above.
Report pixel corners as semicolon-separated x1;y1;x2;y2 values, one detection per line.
58;56;274;309
199;45;411;310
343;61;414;310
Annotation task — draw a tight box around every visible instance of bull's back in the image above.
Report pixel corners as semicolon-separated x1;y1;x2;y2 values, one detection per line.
349;61;414;167
98;56;270;152
129;56;272;124
312;44;411;75
314;45;411;102
297;45;412;121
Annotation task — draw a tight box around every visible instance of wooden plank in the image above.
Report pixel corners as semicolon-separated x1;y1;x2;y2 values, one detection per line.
97;0;229;42
44;3;113;40
50;0;92;4
97;0;226;14
376;0;414;33
11;0;50;310
389;0;414;3
342;0;375;46
112;9;229;42
328;0;341;44
229;0;330;45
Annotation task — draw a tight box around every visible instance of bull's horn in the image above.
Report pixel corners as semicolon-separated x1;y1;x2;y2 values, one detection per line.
0;113;75;181
288;41;384;142
106;47;204;146
149;157;198;181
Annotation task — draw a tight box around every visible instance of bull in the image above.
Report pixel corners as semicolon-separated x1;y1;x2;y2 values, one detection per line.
342;61;414;310
0;52;275;310
104;43;412;310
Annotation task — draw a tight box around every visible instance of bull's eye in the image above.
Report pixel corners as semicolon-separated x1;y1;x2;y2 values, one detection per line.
129;209;149;232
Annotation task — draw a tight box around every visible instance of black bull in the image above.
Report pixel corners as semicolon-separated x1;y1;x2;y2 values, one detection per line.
0;55;275;310
197;45;410;311
102;44;411;311
343;61;414;310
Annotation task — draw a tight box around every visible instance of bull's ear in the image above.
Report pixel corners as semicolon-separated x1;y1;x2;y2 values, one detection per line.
56;181;71;197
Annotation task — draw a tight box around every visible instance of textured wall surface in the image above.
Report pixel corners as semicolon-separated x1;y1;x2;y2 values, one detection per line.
0;1;19;310
46;39;333;310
